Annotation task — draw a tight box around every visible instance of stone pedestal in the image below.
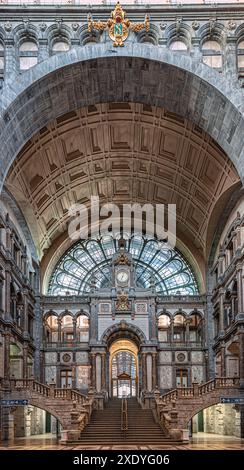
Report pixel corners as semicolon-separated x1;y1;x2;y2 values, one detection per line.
60;429;81;444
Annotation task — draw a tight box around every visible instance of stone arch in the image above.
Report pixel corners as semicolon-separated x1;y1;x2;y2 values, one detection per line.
184;398;234;430
59;310;74;320
198;21;226;45
173;310;187;319
45;23;73;51
137;24;159;45
1;43;244;192
12;23;39;46
101;321;147;348
43;310;58;321
166;22;192;51
189;309;204;319
157;309;172;319
20;399;65;429
75;309;90;319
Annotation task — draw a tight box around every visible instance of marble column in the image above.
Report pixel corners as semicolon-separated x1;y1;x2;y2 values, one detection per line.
152;352;157;389
219;289;225;333
239;331;244;389
4;331;11;380
90;353;96;389
101;352;106;390
57;318;62;343
141;352;147;391
237;264;243;315
95;354;102;393
73;318;77;342
185;319;190;342
146;354;152;392
23;344;28;379
220;345;226;377
170;318;174;342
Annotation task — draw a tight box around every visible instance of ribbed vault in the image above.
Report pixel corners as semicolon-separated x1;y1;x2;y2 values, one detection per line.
6;102;239;265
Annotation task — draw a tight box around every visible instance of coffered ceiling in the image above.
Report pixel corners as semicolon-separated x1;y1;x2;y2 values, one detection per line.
6;102;240;260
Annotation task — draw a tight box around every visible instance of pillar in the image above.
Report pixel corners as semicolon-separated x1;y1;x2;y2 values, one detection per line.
239;331;244;389
237;264;243;314
146;354;152;392
90;352;96;389
73;318;77;342
23;344;28;379
101;352;106;390
220;345;226;377
219;289;225;333
185;319;190;342
4;331;11;380
152;352;157;389
141;352;147;391
170;318;174;342
57;318;62;342
38;39;49;62
95;354;102;393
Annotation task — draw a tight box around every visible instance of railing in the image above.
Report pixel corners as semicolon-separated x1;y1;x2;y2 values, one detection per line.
121;398;128;437
9;379;50;397
158;377;240;404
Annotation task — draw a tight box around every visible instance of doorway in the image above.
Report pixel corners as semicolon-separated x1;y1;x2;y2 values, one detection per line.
109;339;138;398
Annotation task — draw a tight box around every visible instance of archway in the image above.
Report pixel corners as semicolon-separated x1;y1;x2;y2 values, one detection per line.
109;339;138;398
1;42;244;194
190;402;243;439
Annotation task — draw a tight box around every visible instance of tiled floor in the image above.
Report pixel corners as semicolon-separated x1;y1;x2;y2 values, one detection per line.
0;433;244;450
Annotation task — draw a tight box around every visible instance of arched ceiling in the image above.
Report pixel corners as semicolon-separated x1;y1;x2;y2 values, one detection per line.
6;102;239;268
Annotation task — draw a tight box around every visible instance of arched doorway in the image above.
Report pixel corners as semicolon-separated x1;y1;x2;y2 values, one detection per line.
109;339;138;399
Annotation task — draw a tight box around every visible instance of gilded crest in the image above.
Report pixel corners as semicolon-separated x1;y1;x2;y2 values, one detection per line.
88;2;150;47
114;253;131;265
116;293;130;311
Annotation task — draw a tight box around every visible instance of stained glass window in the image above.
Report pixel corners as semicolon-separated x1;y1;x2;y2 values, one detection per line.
48;235;199;295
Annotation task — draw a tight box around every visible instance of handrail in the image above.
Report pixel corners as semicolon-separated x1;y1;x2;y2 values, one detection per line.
121;398;128;436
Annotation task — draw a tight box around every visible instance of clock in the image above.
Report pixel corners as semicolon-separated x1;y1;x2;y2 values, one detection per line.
116;270;129;285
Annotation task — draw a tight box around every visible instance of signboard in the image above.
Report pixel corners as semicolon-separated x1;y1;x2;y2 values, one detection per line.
1;399;29;406
220;397;244;404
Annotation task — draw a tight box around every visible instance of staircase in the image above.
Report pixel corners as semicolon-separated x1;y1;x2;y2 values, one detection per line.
79;398;176;445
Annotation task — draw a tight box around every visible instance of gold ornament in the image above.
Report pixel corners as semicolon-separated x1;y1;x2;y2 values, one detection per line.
88;2;150;47
116;293;130;311
114;253;131;265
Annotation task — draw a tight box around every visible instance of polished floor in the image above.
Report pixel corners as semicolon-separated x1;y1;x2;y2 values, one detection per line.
0;433;244;450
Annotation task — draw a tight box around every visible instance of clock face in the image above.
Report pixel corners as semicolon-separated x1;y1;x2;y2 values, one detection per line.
116;270;129;284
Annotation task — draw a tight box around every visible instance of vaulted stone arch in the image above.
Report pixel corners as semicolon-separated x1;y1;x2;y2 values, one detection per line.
1;42;244;194
101;321;147;348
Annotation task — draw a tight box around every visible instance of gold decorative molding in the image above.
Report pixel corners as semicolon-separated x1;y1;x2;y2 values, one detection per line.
115;253;131;265
116;293;130;311
88;2;149;47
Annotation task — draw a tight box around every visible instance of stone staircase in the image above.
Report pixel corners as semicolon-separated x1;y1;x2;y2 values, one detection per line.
79;397;176;446
154;377;242;441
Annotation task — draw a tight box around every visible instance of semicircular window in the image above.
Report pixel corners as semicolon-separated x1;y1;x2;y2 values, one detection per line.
48;236;199;296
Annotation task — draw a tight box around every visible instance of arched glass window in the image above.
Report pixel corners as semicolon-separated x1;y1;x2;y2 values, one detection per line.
48;235;199;296
169;40;187;51
52;40;70;54
19;41;38;71
237;40;244;71
202;40;222;70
